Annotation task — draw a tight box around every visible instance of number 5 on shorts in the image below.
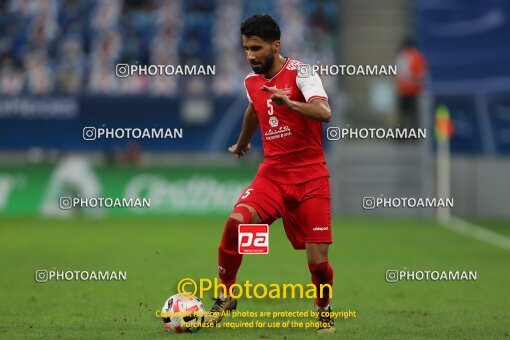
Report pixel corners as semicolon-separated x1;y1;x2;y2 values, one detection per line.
241;188;253;199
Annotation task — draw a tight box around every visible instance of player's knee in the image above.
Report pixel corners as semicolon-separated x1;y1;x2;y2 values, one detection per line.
220;206;255;251
236;214;261;224
220;205;261;250
229;213;245;223
305;243;329;264
230;204;259;224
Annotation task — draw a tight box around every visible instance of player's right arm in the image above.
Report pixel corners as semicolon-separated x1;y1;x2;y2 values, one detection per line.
228;102;259;157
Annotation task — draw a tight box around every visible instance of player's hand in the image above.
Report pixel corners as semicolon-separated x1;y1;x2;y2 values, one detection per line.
228;143;251;158
261;85;291;107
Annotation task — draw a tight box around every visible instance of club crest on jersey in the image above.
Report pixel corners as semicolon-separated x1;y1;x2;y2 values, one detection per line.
266;85;291;96
281;84;292;96
269;116;279;127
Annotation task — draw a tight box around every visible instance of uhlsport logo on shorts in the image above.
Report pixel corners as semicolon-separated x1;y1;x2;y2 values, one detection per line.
238;224;269;254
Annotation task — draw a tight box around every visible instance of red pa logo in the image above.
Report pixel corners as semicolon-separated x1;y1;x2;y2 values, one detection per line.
238;224;269;254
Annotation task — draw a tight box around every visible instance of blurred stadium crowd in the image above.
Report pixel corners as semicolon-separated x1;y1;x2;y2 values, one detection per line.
0;0;337;96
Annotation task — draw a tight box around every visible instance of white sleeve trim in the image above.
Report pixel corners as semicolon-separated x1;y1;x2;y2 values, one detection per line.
296;72;328;103
244;80;252;103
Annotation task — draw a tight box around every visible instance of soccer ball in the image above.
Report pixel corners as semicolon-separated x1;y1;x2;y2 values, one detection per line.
161;294;206;333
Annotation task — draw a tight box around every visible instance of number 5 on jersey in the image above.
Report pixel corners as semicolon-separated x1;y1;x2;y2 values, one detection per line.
266;99;274;116
241;188;253;199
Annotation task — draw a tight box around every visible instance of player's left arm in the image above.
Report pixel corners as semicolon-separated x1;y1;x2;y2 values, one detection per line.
261;86;331;122
261;71;331;122
288;98;331;122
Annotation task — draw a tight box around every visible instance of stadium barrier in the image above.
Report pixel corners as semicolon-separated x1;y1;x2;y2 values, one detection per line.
0;164;256;216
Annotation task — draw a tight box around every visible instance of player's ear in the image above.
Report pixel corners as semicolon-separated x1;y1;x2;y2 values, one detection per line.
272;40;280;55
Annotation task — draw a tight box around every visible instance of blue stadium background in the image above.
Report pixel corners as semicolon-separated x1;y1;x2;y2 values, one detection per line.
0;0;338;153
0;0;508;154
416;0;510;154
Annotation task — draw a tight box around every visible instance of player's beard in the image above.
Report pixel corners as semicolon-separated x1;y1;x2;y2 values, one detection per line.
251;54;274;75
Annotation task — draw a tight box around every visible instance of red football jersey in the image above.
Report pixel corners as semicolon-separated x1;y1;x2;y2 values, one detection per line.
244;58;329;184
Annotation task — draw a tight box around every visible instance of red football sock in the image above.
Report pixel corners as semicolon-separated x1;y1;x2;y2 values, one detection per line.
218;206;252;294
308;261;334;308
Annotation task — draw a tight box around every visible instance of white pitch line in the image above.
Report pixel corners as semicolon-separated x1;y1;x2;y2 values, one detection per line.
440;216;510;251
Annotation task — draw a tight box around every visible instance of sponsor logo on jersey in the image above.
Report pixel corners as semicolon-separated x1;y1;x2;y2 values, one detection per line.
312;226;329;231
264;125;293;141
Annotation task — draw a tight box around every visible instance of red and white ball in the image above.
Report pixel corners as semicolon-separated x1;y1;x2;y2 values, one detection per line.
161;294;205;333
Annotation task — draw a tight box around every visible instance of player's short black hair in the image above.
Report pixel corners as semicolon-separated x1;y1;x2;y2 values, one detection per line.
240;14;281;42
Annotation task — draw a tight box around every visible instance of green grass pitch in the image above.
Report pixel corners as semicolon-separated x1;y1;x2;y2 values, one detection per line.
0;216;509;339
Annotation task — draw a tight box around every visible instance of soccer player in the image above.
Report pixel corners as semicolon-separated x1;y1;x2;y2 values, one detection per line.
205;14;335;333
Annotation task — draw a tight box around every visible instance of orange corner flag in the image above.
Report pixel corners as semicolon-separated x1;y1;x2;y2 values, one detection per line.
435;104;454;140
